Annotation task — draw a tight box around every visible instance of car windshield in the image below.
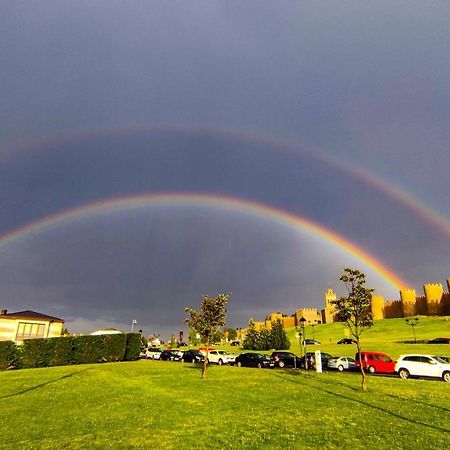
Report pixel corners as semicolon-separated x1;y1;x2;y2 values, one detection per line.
432;356;448;364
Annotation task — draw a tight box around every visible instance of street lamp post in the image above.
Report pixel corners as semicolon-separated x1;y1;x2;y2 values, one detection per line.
131;319;137;333
299;317;307;370
405;317;419;342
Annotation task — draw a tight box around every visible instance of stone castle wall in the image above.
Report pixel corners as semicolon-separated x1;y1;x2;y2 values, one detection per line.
371;278;450;320
243;277;450;334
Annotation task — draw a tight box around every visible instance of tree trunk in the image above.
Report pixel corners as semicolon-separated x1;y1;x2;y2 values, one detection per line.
202;339;209;379
356;340;366;390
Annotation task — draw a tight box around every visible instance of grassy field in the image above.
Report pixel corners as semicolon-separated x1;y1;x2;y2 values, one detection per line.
1;360;449;449
284;315;450;359
1;317;449;449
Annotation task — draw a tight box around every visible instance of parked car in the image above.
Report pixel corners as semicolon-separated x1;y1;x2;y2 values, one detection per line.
271;351;303;368
427;337;450;344
337;338;356;345
395;354;450;382
303;351;334;369
230;341;240;347
181;350;204;363
327;356;356;371
303;339;321;345
355;351;396;374
235;353;274;368
207;350;236;365
146;347;163;360
160;350;182;361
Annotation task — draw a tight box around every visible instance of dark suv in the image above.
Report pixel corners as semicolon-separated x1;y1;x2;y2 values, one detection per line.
271;351;302;368
181;350;204;363
303;351;334;369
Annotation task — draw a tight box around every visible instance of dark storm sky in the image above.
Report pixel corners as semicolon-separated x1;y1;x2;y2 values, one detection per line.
1;2;449;336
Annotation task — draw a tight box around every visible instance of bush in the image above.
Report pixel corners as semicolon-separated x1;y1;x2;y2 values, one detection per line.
20;338;55;368
14;333;129;370
124;333;141;361
0;341;19;370
71;334;127;364
243;320;290;351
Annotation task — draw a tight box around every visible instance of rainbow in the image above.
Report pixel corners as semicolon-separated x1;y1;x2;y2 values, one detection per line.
2;124;450;241
0;192;407;290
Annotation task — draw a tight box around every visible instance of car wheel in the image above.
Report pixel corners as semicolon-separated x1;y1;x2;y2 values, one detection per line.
236;361;242;367
399;368;410;380
443;371;450;383
338;365;344;372
218;359;223;366
257;362;262;369
278;361;285;368
368;365;376;374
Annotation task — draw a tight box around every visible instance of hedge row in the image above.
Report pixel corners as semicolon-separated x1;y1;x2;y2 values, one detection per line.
0;333;141;370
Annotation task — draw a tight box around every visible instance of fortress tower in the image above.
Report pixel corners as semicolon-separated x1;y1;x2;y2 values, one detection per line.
400;288;417;317
321;287;336;324
371;295;385;320
424;283;444;315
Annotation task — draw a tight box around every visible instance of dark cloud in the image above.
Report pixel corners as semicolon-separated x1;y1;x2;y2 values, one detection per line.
1;2;449;336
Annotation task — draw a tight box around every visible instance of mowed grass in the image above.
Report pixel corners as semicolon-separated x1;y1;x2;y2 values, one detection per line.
1;360;449;449
285;316;450;359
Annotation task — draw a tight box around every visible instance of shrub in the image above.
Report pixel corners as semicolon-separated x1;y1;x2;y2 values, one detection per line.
20;338;54;368
16;334;129;370
124;333;141;361
0;341;19;370
71;334;127;364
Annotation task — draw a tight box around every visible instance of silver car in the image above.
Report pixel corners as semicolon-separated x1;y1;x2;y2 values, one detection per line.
327;356;356;371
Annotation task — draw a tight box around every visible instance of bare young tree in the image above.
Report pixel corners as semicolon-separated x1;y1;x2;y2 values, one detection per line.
185;293;230;379
332;268;374;390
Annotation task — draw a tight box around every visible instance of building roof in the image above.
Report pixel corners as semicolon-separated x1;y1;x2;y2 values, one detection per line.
1;310;64;323
90;328;124;335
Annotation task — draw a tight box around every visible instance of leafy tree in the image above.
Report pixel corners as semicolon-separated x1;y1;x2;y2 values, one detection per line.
188;328;201;346
242;320;260;350
185;293;230;378
270;319;290;350
224;327;237;341
331;268;374;390
257;328;271;350
140;334;148;350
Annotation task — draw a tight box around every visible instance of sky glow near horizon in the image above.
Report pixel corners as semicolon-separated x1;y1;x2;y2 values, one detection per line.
1;2;449;337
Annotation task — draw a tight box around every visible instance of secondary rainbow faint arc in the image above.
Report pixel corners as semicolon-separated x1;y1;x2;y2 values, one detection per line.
3;123;450;241
0;192;407;290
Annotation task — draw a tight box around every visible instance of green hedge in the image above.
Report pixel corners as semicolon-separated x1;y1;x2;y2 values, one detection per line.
0;341;19;370
17;333;134;369
124;333;141;361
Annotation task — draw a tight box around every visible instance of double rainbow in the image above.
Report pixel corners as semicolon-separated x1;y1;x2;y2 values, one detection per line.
0;192;407;290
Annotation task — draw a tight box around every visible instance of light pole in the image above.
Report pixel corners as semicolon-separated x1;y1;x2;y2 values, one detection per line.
299;317;307;370
131;319;137;333
405;317;419;342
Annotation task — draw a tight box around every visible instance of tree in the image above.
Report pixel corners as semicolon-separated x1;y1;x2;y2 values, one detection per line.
224;327;237;341
185;293;230;378
331;268;374;390
242;320;260;350
270;319;290;350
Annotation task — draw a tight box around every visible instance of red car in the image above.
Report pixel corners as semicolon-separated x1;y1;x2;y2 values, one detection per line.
355;352;396;374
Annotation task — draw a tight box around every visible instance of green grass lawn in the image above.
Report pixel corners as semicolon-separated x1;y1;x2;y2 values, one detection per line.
284;316;450;359
1;360;449;449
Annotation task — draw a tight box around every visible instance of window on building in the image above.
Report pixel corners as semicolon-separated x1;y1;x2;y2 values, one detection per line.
16;322;46;340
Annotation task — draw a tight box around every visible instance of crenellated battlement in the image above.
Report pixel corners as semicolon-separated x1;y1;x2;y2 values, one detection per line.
240;277;450;333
